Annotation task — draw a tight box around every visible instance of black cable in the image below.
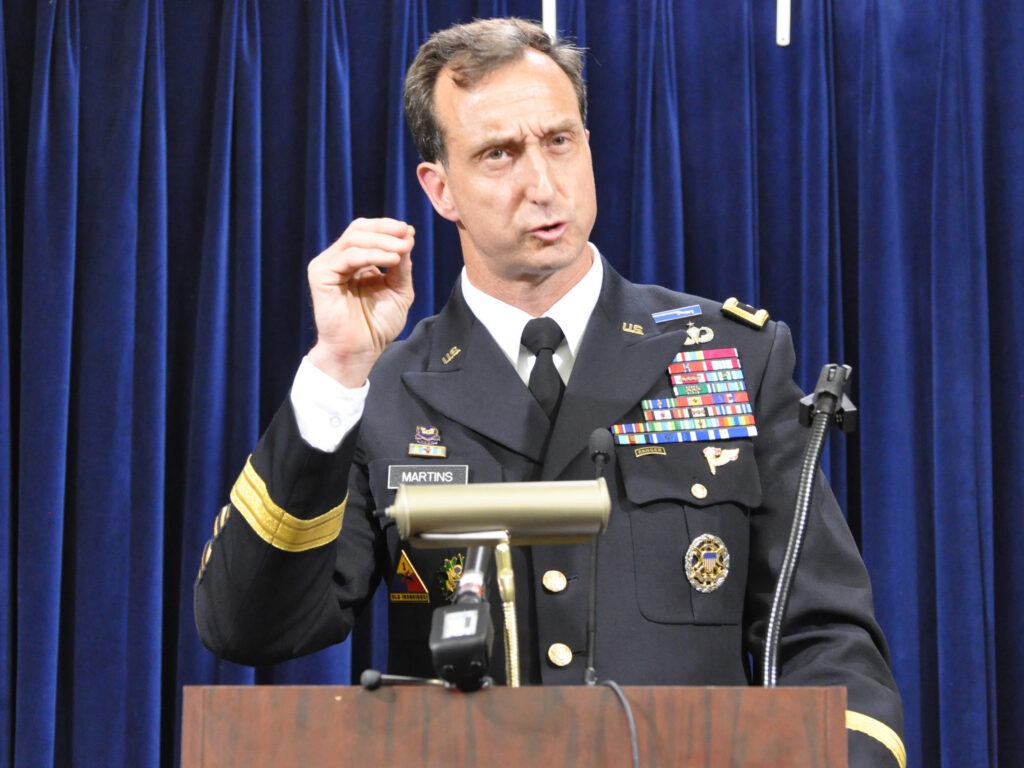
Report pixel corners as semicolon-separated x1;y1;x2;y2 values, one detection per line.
598;679;640;768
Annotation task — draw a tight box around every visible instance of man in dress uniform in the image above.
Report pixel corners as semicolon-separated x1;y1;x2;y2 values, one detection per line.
195;17;905;767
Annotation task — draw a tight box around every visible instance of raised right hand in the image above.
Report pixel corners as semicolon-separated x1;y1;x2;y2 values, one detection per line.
306;217;416;387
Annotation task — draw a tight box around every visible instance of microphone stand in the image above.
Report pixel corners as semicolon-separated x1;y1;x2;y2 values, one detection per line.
762;364;857;687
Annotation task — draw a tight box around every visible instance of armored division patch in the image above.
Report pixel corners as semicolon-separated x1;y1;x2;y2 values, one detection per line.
685;534;730;593
391;549;429;603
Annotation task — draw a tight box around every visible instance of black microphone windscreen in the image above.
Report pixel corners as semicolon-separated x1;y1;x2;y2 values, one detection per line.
589;428;614;461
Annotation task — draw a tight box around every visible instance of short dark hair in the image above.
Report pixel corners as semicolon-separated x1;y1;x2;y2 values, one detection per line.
403;17;587;164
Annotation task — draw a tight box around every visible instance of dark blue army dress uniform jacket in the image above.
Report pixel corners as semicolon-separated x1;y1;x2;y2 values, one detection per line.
196;258;905;767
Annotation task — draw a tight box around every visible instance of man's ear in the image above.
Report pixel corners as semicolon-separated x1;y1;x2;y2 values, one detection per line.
417;161;459;223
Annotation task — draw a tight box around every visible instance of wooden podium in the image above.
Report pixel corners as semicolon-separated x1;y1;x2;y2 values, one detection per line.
182;684;846;767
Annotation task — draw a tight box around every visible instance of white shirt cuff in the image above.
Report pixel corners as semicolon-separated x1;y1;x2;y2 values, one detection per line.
290;355;368;452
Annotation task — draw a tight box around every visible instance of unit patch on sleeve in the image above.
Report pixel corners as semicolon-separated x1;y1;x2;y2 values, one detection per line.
390;549;430;603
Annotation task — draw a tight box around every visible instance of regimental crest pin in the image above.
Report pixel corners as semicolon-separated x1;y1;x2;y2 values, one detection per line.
684;534;730;593
702;446;739;475
437;553;465;603
408;425;447;458
391;549;429;603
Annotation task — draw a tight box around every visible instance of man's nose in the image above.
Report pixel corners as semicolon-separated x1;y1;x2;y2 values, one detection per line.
522;149;556;204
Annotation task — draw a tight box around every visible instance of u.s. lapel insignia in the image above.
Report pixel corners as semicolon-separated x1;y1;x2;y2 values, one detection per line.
391;549;429;603
442;346;461;365
408;425;447;458
702;446;739;475
622;321;644;336
684;534;730;593
437;553;465;603
683;322;715;346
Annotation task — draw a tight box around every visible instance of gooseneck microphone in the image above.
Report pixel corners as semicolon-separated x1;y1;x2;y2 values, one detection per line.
589;427;614;479
359;669;447;690
585;428;614;685
763;364;857;687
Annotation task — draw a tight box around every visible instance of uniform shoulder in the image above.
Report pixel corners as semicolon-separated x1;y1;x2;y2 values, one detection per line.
629;282;773;334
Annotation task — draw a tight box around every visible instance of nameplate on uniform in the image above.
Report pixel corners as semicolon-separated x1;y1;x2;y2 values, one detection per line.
387;464;469;489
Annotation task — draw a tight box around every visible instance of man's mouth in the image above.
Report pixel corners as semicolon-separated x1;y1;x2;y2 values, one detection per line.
530;221;568;243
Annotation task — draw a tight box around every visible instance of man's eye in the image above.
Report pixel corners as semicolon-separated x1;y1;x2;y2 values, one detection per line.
486;148;507;160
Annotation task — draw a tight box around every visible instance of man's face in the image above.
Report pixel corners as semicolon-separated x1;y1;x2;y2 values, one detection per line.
417;49;597;300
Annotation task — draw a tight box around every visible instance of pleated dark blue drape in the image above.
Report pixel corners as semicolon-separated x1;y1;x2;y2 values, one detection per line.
1;1;1021;766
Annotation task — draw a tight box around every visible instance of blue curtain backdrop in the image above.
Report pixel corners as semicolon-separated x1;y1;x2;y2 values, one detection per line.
1;1;1021;765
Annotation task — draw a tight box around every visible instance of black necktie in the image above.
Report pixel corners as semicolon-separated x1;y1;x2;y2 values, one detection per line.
521;317;565;421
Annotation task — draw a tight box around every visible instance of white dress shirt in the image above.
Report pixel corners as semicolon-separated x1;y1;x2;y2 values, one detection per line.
291;245;604;452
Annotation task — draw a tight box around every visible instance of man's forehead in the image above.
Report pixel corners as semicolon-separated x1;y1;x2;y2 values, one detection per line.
436;56;580;124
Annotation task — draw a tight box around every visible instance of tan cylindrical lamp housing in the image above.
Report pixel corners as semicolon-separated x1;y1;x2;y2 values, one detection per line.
385;479;611;547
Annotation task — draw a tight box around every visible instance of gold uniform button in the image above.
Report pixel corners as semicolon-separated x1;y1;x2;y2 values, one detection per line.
547;643;573;667
542;570;568;593
691;483;709;500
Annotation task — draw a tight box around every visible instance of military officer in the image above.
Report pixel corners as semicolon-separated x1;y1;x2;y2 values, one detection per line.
195;17;905;768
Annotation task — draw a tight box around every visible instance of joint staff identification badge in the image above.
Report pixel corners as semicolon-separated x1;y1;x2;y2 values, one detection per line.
685;534;730;593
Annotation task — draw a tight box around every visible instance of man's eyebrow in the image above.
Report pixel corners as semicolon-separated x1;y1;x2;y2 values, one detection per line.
540;119;583;137
471;121;582;153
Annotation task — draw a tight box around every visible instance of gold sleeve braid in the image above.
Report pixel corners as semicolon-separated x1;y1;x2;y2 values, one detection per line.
229;457;346;552
846;710;907;768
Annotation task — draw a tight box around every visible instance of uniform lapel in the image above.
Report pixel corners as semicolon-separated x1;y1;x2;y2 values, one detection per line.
542;265;689;480
402;283;548;463
401;265;697;473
